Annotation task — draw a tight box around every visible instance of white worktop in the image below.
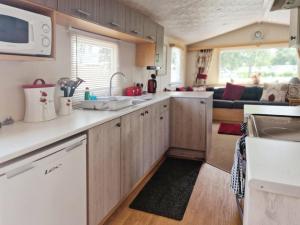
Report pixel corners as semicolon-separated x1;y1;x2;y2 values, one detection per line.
244;105;300;118
0;92;213;164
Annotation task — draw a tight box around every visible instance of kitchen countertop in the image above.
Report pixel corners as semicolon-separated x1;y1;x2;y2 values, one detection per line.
0;92;213;164
244;105;300;118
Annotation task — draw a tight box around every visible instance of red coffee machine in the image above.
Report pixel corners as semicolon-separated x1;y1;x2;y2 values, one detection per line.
147;74;157;93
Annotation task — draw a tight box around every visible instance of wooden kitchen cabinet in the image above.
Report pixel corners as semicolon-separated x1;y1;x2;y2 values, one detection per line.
121;109;144;197
289;8;300;47
143;105;157;174
170;98;207;151
125;7;144;37
156;100;170;159
143;17;157;42
155;24;164;68
58;0;98;22
136;22;165;67
88;118;121;225
99;0;126;32
28;0;57;9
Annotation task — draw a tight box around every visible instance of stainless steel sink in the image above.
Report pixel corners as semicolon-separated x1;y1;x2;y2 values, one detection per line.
250;115;300;142
78;95;153;111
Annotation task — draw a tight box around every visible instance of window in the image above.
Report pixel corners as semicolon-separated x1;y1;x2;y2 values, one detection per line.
219;47;298;84
170;47;182;83
71;33;119;101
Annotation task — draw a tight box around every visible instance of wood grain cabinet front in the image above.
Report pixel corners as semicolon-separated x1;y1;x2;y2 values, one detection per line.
120;109;144;198
58;0;98;22
155;24;164;68
28;0;58;9
125;7;144;37
99;0;126;32
170;98;206;151
143;17;157;42
88;118;121;225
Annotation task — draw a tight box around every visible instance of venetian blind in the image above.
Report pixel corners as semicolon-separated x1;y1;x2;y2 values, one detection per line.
71;33;121;101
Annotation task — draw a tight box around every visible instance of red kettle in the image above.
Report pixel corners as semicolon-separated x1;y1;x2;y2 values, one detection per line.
147;74;157;93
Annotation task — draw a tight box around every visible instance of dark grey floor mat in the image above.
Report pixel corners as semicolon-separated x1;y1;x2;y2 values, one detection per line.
129;157;202;220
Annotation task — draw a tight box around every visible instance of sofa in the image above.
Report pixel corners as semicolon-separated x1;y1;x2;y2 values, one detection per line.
209;86;289;122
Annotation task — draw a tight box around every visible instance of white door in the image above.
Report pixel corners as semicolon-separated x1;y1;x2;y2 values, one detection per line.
0;139;87;225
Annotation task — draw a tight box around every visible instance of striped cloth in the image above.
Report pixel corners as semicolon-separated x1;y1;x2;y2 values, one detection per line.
231;123;247;198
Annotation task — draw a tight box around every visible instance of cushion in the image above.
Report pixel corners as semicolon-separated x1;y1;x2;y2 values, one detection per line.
213;88;225;99
260;83;288;102
287;84;300;99
213;99;234;108
222;83;246;100
240;87;263;101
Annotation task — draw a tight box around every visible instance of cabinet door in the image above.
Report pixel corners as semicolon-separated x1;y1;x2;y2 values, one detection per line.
126;7;144;37
29;0;57;9
88;118;121;225
143;105;160;173
144;17;157;42
155;24;164;68
99;0;126;32
289;8;300;47
58;0;96;21
170;98;206;151
121;109;144;197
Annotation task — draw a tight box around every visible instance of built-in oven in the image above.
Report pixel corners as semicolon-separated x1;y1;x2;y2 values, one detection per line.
0;3;52;56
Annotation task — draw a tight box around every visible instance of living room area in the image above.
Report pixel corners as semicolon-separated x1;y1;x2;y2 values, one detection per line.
185;21;300;172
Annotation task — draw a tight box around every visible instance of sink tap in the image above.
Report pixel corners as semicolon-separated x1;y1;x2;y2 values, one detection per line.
109;72;126;96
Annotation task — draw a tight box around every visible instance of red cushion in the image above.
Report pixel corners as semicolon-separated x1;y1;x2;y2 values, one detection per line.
222;83;246;100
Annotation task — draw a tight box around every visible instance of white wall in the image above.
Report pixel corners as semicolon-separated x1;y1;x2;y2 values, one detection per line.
0;25;181;121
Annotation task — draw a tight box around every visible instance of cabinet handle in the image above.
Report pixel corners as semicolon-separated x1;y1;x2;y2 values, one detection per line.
116;122;121;127
110;22;121;27
200;101;206;104
131;30;139;35
76;9;91;17
147;35;154;40
145;110;149;114
160;116;164;120
290;36;297;40
163;105;167;108
141;112;145;116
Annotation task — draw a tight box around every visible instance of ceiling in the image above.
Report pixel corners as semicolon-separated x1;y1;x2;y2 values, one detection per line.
119;0;290;44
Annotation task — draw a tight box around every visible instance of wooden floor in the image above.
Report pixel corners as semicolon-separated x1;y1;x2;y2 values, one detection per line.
206;122;240;172
104;163;241;225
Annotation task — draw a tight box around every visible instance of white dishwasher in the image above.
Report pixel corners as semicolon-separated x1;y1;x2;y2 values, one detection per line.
0;135;87;225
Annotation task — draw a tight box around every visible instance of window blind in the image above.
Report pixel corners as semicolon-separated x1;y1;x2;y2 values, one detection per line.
71;33;121;102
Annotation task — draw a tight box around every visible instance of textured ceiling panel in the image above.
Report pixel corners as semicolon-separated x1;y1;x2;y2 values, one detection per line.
119;0;290;44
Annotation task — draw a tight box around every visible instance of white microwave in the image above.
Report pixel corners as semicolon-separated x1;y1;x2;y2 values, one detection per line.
0;3;52;56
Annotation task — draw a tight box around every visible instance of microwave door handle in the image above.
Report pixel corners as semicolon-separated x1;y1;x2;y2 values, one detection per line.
30;24;34;42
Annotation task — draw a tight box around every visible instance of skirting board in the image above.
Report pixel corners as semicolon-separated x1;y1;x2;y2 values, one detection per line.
213;108;244;123
167;148;205;161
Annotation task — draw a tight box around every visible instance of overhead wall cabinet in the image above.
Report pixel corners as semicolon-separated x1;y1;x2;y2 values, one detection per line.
2;0;165;62
125;7;144;38
289;8;300;48
28;0;57;9
99;0;126;32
